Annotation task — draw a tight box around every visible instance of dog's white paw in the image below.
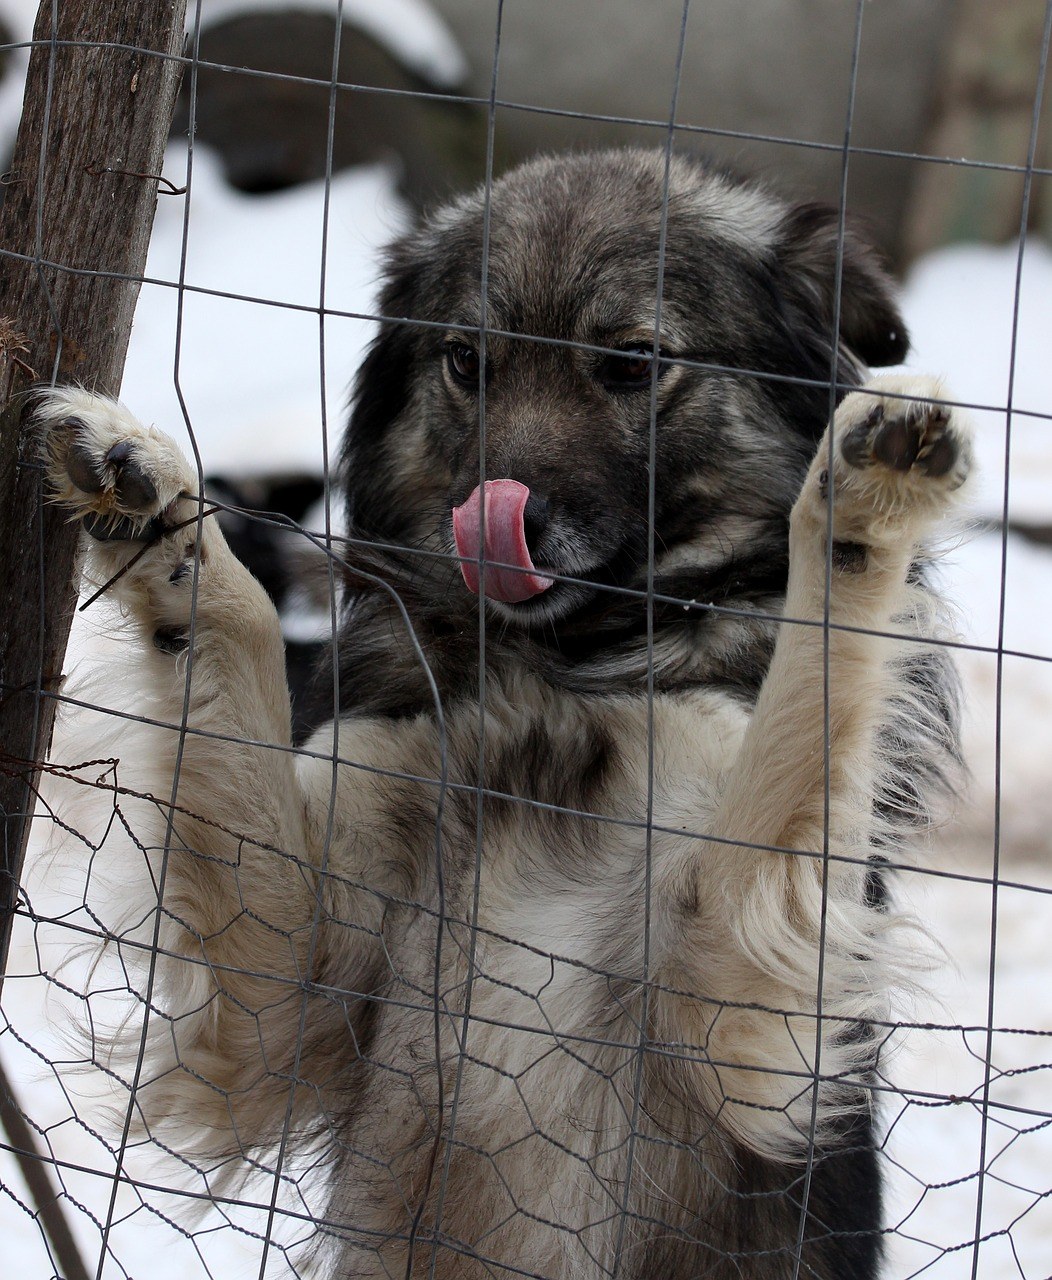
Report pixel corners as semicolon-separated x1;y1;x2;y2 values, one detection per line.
40;388;197;540
39;389;212;627
803;375;973;549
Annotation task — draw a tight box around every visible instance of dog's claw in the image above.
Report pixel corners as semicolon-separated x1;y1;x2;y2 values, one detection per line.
810;377;973;546
105;440;159;510
839;393;960;480
82;512;166;543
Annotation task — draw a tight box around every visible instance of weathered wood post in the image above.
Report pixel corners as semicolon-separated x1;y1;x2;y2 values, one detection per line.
0;0;187;985
0;5;188;1271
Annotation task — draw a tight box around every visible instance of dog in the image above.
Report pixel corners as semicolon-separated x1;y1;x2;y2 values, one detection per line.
40;149;971;1279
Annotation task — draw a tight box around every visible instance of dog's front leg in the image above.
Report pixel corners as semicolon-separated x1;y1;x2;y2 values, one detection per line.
658;376;971;1153
40;388;330;1156
715;375;971;855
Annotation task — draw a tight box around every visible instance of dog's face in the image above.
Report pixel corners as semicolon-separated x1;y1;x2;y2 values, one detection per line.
342;150;906;630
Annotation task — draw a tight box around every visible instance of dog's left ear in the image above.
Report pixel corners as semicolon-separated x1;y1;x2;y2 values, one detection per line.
779;203;908;368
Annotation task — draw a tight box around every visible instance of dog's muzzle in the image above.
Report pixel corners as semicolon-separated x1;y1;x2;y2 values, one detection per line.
452;479;553;603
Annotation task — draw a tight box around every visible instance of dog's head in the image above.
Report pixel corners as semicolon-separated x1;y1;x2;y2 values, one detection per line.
341;150;906;630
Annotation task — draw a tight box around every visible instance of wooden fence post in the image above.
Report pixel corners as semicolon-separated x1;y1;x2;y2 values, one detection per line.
0;0;188;985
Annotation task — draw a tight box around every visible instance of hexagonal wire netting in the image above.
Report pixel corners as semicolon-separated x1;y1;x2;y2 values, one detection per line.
2;2;1051;1278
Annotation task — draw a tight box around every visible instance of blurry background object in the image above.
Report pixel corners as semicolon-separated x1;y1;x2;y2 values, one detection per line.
903;0;1052;259
179;0;491;206
430;0;955;260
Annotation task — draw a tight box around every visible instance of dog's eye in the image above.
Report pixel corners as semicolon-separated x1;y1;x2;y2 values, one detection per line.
446;343;483;388
598;345;667;390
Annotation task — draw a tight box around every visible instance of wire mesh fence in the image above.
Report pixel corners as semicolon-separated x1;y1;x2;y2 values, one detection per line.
2;2;1051;1278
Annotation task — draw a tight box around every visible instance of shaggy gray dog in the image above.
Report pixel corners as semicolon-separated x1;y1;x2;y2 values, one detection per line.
41;150;970;1278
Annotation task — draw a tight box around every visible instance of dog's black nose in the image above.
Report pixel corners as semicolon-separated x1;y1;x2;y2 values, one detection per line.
521;491;551;554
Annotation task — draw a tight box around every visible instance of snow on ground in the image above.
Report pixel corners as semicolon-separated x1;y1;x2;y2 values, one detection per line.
901;240;1052;526
120;139;408;475
1;6;1051;1270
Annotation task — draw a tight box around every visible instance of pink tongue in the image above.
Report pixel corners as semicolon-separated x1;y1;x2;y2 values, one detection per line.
452;479;553;603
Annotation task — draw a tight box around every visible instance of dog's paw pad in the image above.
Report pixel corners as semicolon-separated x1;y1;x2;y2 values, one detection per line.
836;378;972;498
849;389;962;481
840;397;958;479
38;389;194;533
61;432;161;521
65;431;108;494
871;403;923;472
103;440;160;510
912;413;959;479
801;376;975;548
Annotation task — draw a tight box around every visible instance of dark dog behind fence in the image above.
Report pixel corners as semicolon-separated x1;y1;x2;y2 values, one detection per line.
1;2;1052;1278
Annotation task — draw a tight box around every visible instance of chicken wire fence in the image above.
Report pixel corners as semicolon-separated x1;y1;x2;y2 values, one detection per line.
1;1;1051;1278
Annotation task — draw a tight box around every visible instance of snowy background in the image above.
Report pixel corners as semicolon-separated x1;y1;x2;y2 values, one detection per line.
1;2;1051;1278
